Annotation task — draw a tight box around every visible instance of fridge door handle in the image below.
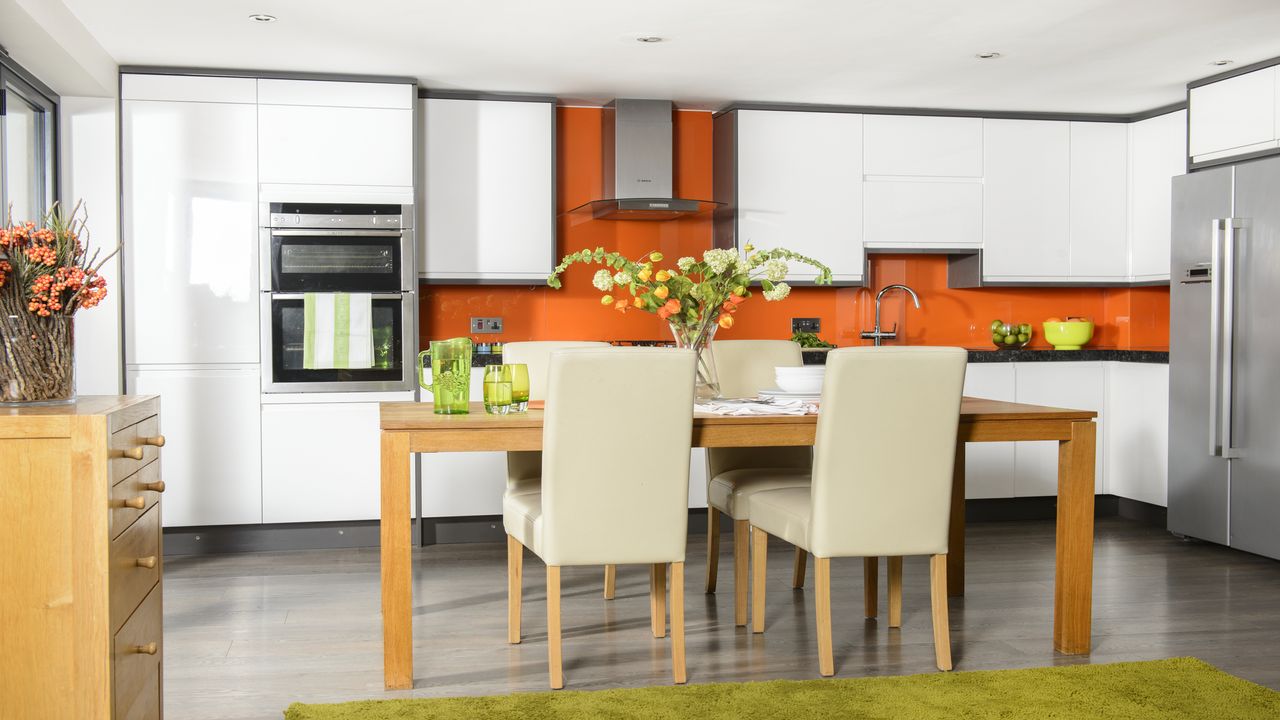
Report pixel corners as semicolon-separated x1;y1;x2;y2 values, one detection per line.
1209;219;1223;457
1220;218;1243;459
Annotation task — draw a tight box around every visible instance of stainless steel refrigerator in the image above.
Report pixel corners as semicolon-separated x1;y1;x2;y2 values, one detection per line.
1169;154;1280;561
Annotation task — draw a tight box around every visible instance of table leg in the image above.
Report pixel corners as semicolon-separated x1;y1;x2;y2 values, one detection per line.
1054;420;1096;655
947;441;965;597
381;431;413;689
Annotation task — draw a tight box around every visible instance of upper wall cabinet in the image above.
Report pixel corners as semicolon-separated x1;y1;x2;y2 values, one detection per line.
863;115;983;177
1188;66;1279;165
982;119;1071;280
719;109;865;284
420;97;555;282
1128;110;1187;282
257;79;414;187
1068;121;1129;280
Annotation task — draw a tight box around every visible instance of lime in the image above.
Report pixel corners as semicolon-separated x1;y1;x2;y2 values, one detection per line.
990;320;1003;332
1019;323;1032;334
1017;334;1029;343
992;333;1002;343
1004;334;1017;345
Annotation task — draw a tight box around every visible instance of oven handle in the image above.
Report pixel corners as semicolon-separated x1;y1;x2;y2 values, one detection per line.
270;229;406;237
268;293;409;301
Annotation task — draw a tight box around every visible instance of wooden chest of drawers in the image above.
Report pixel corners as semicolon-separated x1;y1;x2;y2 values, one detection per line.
0;396;165;720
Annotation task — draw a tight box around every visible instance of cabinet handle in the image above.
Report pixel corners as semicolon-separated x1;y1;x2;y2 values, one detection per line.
123;496;146;510
140;435;166;447
142;480;166;493
135;556;158;569
117;447;145;461
132;642;159;655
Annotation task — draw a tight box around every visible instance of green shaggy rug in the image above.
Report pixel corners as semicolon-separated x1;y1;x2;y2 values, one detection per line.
283;658;1279;719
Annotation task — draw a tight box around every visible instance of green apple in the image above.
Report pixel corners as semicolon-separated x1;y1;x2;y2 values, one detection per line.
1004;334;1017;345
990;320;1004;333
1017;333;1029;343
1019;323;1032;334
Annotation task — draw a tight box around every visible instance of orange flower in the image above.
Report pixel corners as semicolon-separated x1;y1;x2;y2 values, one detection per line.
653;285;670;300
615;301;629;313
662;299;681;314
636;267;652;283
718;314;735;330
729;294;747;305
657;307;674;320
633;297;645;308
654;270;671;282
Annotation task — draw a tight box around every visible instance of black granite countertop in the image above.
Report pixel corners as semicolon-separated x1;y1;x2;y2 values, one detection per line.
801;348;1168;364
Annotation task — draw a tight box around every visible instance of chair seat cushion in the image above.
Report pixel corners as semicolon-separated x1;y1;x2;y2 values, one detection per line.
502;490;543;556
708;468;811;519
749;486;812;550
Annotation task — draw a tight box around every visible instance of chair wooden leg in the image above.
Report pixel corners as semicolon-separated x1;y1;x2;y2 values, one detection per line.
705;507;721;594
815;557;834;677
671;561;687;684
864;557;879;619
547;565;563;689
751;526;768;633
650;563;667;638
603;564;616;600
507;535;523;644
930;554;953;671
888;556;903;629
792;546;807;589
733;519;749;626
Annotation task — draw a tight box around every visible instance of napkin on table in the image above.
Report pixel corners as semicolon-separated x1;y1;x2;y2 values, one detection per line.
696;399;818;416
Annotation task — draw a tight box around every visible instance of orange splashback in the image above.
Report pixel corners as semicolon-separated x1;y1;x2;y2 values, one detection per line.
420;106;1169;351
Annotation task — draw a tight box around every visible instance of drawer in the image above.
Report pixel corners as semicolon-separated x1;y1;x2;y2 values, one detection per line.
110;461;164;539
110;504;161;632
113;584;163;720
110;415;163;484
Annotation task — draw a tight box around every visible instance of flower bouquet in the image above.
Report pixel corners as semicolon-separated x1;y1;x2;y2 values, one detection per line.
548;245;832;399
0;201;116;404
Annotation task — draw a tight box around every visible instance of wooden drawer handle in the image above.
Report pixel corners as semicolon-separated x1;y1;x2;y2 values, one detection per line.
132;642;159;655
123;496;146;510
142;480;166;493
118;447;145;461
135;556;158;569
141;435;166;448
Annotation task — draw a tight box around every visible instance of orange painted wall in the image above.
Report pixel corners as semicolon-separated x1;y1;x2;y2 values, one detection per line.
421;107;1170;351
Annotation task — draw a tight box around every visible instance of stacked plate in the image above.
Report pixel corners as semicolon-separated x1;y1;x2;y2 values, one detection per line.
759;365;825;403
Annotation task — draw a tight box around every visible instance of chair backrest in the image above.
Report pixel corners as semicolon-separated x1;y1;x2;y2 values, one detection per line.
707;340;811;477
809;347;967;559
540;348;696;566
503;341;611;402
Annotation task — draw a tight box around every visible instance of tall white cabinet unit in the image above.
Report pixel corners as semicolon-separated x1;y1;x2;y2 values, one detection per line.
716;109;866;284
981;120;1072;280
420;97;555;281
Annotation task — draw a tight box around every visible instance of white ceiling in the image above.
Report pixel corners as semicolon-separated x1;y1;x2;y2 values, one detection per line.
57;0;1280;114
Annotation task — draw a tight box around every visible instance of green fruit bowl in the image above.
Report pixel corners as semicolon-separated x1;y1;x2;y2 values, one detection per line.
990;320;1033;349
1043;320;1094;350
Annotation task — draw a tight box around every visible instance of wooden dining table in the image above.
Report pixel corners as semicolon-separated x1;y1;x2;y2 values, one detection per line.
378;397;1097;690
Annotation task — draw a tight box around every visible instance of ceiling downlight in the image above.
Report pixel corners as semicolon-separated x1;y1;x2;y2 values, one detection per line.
248;13;277;23
975;51;1003;60
1210;59;1234;66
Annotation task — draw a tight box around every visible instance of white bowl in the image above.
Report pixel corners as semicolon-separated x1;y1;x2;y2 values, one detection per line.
775;366;824;394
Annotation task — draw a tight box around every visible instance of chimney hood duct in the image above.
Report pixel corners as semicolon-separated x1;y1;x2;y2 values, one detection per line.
569;99;720;221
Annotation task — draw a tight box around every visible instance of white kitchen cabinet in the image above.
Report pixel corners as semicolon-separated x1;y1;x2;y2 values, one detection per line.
126;365;262;527
735;110;865;283
862;115;983;177
420;98;555;281
121;74;256;104
1068;122;1129;280
1105;363;1169;506
1128;110;1186;281
1188;66;1278;163
863;180;982;248
1012;362;1106;497
981;119;1071;280
258;80;413;187
122;92;259;364
963;363;1017;499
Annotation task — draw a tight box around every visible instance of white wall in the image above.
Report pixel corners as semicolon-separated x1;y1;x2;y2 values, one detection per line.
60;97;122;395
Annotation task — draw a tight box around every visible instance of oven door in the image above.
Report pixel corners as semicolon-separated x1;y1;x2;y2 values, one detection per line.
265;229;411;292
262;292;415;393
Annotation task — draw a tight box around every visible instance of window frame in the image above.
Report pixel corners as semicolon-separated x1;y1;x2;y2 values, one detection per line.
0;52;59;222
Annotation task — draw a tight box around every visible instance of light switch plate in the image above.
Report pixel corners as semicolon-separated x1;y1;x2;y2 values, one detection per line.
470;317;503;334
791;317;821;334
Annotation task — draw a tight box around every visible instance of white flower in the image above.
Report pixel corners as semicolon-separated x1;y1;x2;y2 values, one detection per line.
613;271;632;285
676;256;696;272
763;282;792;301
762;259;788;282
592;269;614;292
702;248;738;275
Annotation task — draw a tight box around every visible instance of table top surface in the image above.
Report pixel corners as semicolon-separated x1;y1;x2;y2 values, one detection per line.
380;397;1096;431
0;395;157;419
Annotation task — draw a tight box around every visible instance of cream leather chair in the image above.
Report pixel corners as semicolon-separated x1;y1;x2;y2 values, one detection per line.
747;346;967;676
504;347;697;689
705;340;812;626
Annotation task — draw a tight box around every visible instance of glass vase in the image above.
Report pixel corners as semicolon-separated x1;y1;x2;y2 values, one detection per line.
669;320;720;401
0;311;75;406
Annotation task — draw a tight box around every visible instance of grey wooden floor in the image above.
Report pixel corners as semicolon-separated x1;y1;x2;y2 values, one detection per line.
163;518;1280;720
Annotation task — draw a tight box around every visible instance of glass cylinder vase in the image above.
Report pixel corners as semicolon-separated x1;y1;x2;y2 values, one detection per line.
0;310;75;405
669;320;720;401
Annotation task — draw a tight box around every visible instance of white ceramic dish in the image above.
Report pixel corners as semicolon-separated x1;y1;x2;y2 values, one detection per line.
775;366;824;393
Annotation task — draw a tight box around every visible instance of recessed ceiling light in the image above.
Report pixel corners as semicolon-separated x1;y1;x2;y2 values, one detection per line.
248;13;277;23
636;36;664;43
1210;59;1234;66
975;51;1002;60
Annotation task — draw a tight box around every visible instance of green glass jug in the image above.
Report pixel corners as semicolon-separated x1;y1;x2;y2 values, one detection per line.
418;337;472;414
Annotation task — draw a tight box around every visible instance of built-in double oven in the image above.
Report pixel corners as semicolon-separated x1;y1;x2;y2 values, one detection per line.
260;202;416;393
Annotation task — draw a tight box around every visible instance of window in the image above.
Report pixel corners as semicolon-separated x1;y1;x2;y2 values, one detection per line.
0;54;57;223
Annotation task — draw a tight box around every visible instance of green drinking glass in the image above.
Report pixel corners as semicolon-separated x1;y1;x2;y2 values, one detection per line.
483;365;512;415
508;363;530;413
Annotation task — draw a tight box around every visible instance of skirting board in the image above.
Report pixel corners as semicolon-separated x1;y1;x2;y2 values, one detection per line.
163;495;1168;556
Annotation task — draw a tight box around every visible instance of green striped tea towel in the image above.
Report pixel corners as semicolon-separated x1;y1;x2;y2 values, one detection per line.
303;293;374;370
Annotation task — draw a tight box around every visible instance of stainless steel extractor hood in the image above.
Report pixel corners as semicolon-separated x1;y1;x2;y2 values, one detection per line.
570;99;720;220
